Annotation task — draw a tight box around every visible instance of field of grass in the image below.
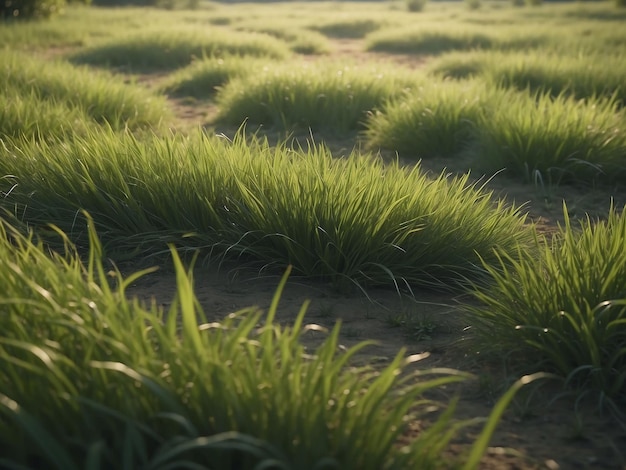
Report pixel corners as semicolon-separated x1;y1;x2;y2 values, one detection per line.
0;50;170;137
2;1;626;468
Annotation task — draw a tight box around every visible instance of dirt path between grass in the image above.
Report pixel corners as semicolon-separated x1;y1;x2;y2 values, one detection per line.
127;39;626;469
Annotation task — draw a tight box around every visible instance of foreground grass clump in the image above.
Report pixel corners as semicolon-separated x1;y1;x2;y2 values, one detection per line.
363;80;500;158
476;92;626;184
0;130;531;291
469;205;626;403
0;215;516;469
71;29;291;72
216;62;418;132
427;50;626;106
0;50;169;132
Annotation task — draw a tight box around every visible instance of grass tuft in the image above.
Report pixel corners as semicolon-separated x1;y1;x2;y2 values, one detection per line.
310;18;385;39
469;204;626;402
475;91;626;184
0;214;518;468
0;50;170;133
234;23;331;55
0;89;94;142
71;29;291;72
0;130;532;291
427;50;626;106
160;55;265;99
215;61;419;133
365;25;493;55
363;80;501;159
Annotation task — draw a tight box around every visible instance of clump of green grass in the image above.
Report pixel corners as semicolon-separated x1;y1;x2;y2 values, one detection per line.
0;5;221;50
364;21;586;56
160;55;264;99
426;51;499;80
365;82;626;184
216;61;419;132
234;23;331;55
363;80;501;159
0;89;94;142
0;130;532;291
469;205;626;403
428;50;626;106
475;91;626;184
0;214;531;469
71;28;291;72
0;50;170;132
310;18;384;39
365;25;493;55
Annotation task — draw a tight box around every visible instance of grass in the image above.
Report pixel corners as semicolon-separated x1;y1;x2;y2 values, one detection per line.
160;55;266;99
363;80;499;159
364;81;626;185
0;50;170;132
233;22;331;55
0;5;217;50
0;129;532;292
427;49;626;106
71;28;291;72
215;61;419;133
365;24;494;55
0;89;94;142
310;17;388;38
475;91;626;185
2;2;626;463
0;214;537;469
468;204;626;407
365;20;626;57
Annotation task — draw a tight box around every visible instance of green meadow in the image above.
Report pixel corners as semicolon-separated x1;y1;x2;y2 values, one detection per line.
1;0;626;468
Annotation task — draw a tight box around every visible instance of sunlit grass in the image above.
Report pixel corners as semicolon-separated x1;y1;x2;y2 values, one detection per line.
1;3;624;460
310;17;388;39
427;49;626;106
0;214;541;468
160;55;267;99
0;89;94;142
364;20;623;56
363;80;501;159
0;130;531;291
0;5;215;49
365;24;494;55
475;91;626;184
469;205;626;404
234;22;331;55
215;61;419;133
364;79;626;185
0;50;170;132
71;28;291;72
0;215;467;468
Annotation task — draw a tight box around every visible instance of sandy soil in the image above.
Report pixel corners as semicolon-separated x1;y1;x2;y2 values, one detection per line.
124;38;626;469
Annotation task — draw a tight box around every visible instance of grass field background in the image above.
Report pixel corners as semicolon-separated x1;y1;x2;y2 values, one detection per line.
1;1;626;468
